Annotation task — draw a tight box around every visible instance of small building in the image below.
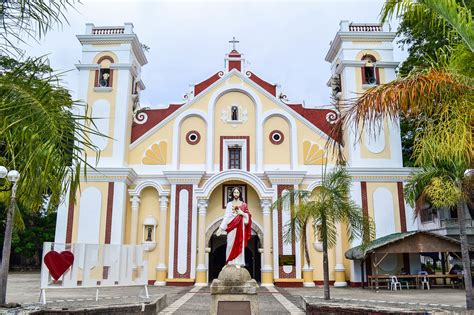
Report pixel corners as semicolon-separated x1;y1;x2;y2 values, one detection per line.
346;230;472;283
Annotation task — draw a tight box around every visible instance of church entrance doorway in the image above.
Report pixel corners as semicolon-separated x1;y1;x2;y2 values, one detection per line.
208;234;261;283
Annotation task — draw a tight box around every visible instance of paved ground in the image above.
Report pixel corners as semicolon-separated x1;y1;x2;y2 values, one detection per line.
1;272;471;314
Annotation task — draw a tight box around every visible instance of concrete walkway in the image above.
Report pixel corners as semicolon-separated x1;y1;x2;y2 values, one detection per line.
1;272;470;314
157;286;304;315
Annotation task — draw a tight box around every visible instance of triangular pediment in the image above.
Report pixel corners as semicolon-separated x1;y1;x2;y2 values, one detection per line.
131;69;338;147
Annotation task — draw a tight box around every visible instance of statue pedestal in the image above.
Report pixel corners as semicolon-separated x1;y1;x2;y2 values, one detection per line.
210;265;259;315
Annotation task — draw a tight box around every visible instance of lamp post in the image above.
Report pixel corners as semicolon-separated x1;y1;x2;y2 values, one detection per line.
0;166;20;305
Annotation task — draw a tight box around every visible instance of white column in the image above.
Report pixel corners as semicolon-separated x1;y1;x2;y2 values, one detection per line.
196;199;208;286
155;195;169;286
130;195;140;245
334;222;347;287
260;199;274;286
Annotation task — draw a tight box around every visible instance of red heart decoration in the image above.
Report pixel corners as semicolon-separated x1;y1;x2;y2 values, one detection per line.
44;251;74;281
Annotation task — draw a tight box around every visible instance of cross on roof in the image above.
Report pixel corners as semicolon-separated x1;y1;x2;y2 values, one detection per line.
229;36;239;51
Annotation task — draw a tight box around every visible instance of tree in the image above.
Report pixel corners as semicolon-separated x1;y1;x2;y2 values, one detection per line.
391;0;473;166
0;55;100;304
0;201;57;268
0;0;90;305
331;0;473;308
0;0;78;56
274;167;373;300
395;0;473;77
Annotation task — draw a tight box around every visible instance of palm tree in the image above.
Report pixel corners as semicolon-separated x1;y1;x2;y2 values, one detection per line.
329;0;473;308
274;167;374;300
0;1;82;305
0;0;78;56
0;56;100;304
381;0;473;52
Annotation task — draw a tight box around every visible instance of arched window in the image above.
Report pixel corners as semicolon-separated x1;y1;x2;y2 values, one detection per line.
231;106;239;121
361;54;379;85
95;56;114;88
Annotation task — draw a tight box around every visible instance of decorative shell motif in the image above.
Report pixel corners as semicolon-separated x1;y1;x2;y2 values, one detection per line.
303;140;327;165
142;141;167;165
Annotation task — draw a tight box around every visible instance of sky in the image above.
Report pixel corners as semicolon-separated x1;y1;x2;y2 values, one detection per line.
21;0;406;108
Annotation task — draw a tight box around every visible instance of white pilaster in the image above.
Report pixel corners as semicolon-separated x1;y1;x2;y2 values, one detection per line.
155;195;169;286
334;222;347;287
195;199;209;286
110;182;127;244
260;199;274;286
130;194;140;245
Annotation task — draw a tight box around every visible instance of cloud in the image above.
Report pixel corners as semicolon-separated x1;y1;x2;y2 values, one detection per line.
21;0;406;107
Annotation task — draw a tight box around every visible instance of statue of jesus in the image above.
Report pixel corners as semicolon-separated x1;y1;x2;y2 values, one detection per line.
216;187;252;267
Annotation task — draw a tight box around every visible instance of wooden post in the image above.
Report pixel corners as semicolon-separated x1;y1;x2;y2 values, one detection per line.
441;252;447;285
373;253;379;291
361;260;365;289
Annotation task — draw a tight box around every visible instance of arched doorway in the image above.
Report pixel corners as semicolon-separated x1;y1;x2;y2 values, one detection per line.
208;233;261;283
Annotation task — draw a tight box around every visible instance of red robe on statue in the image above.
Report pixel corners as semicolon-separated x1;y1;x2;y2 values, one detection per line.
225;203;252;265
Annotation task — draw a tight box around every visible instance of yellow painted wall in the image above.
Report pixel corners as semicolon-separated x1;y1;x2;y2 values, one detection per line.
136;187;160;280
213;92;257;165
355;49;382;61
360;118;392;159
130;122;173;164
129;73;338;167
353;49;392;160
85;51;119;158
180;116;206;165
341;222;352;280
307;220;337;281
263;116;291;165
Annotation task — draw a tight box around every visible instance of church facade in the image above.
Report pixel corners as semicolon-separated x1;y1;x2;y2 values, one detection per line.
54;21;416;287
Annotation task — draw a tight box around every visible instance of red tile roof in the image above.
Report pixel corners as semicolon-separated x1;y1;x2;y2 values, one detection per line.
286;104;340;141
131;104;182;143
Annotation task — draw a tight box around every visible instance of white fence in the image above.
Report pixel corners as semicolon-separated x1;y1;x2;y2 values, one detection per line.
40;242;149;304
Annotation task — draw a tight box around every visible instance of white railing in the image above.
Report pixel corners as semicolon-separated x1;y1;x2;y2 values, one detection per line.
440;218;474;228
349;24;382;32
92;27;125;35
40;242;148;304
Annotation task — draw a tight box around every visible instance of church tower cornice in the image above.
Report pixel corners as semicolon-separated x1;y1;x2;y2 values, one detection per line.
325;20;395;63
77;23;148;66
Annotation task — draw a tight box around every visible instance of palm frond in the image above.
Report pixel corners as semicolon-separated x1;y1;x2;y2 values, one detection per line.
413;99;473;171
344;68;470;133
329;68;473;167
0;0;78;56
423;0;474;52
405;167;456;216
0;56;102;212
381;0;473;51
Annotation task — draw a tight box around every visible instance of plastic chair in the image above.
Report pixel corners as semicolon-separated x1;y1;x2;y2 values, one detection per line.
400;278;410;290
418;271;430;290
390;276;402;291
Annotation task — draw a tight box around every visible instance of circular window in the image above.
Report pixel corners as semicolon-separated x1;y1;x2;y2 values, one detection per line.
186;130;201;145
269;130;284;145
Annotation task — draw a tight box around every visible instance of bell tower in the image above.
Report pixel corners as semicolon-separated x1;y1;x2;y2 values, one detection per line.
76;23;148;167
325;21;408;287
325;20;402;168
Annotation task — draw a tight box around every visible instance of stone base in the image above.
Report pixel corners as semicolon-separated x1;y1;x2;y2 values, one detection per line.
210;265;259;315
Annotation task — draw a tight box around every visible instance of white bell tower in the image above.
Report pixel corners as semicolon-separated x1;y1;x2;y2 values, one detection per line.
76;23;148;167
325;20;402;168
